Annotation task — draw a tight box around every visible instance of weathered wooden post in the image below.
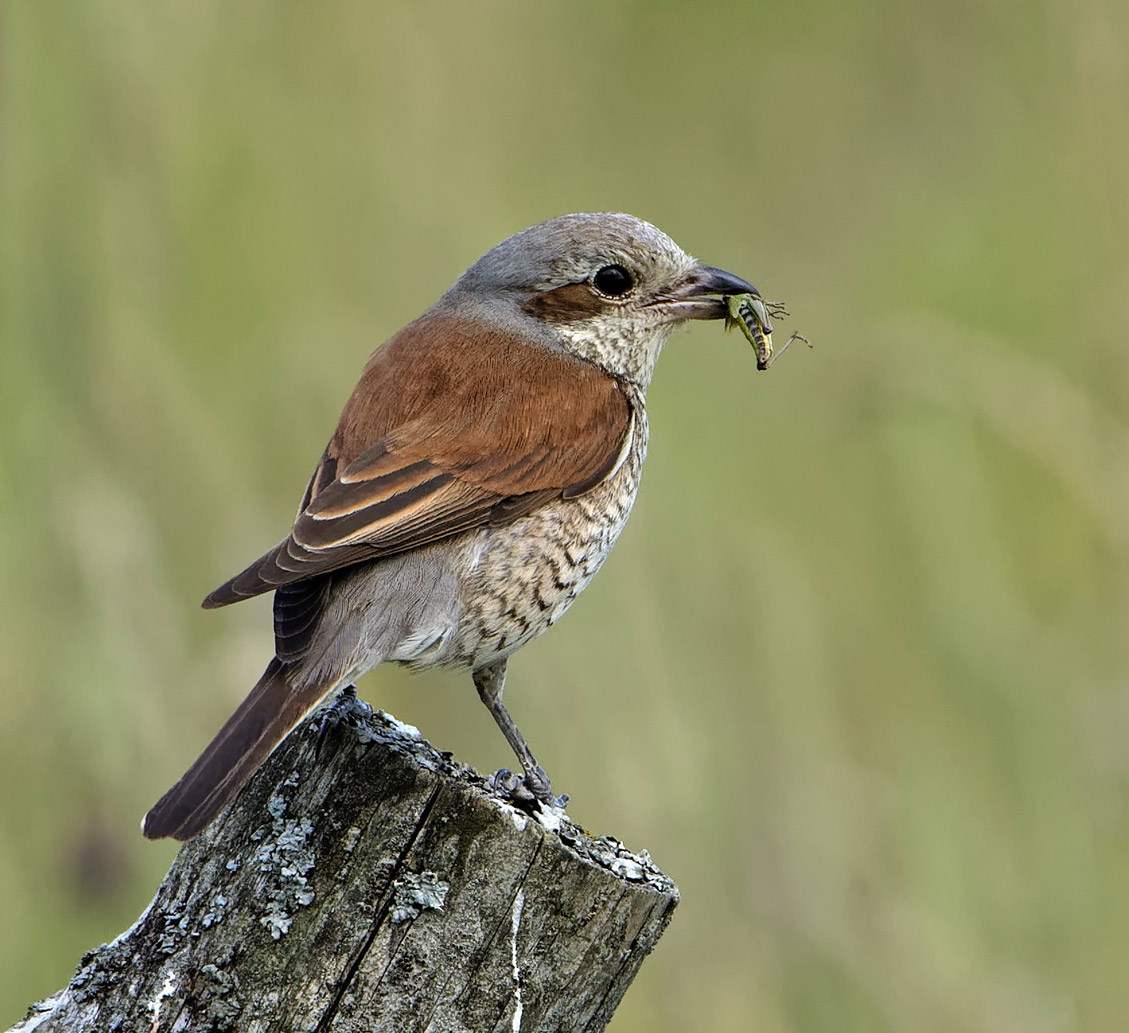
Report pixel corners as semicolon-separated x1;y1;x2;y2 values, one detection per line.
11;697;677;1032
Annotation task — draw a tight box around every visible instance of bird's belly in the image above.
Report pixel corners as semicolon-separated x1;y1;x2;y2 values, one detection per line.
412;432;645;671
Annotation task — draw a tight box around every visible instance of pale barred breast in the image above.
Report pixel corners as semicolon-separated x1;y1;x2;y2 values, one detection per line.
439;398;649;670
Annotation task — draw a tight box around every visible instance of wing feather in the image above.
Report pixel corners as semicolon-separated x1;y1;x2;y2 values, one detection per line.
202;315;632;610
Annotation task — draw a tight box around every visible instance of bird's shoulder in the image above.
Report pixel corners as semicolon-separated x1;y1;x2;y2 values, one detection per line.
322;313;633;493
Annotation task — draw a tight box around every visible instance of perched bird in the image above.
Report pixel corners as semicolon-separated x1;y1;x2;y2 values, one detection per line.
143;213;760;841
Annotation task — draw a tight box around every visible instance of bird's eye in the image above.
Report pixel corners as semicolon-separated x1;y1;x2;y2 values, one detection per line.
592;264;634;298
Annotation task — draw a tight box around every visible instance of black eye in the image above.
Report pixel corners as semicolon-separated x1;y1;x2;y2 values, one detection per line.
592;264;634;297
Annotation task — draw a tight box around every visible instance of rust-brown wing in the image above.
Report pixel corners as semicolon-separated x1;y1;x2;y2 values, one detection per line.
203;316;632;609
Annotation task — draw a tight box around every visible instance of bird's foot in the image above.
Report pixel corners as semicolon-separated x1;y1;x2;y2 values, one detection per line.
489;766;569;813
314;684;372;755
522;762;569;810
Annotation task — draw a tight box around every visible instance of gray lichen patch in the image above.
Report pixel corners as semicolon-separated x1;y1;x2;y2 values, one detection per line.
157;910;191;955
348;709;466;777
200;894;228;928
198;964;242;1030
389;871;450;924
559;835;679;896
249;782;318;939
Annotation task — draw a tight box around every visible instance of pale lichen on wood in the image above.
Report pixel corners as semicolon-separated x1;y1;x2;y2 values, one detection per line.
10;698;678;1032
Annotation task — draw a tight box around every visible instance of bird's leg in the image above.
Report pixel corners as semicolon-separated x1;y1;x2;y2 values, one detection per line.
473;659;566;809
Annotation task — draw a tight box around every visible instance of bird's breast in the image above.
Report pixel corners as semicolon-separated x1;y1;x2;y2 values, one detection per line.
426;400;651;670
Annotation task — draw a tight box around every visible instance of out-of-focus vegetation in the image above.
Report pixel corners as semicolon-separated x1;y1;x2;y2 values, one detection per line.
2;1;1127;1029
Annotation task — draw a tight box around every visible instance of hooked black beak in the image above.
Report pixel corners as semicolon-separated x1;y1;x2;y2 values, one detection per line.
650;263;761;322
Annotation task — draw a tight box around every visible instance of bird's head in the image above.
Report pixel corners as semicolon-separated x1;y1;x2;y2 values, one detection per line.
439;212;760;387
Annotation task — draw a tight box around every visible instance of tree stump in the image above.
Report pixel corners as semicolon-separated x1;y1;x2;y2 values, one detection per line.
11;695;678;1032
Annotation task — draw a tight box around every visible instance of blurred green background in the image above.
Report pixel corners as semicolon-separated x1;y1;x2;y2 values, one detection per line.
2;1;1128;1029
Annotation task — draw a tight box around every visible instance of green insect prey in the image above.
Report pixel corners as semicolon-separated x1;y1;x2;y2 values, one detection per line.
725;294;808;372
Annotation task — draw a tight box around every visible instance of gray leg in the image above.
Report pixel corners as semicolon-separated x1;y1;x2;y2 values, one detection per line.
473;659;563;807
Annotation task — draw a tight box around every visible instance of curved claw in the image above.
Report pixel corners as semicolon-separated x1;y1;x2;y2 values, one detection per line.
489;767;569;813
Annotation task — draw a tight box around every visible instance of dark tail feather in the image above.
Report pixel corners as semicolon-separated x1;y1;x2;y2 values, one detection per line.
143;658;334;841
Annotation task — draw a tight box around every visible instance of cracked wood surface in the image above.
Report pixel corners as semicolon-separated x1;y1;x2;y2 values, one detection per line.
11;701;678;1033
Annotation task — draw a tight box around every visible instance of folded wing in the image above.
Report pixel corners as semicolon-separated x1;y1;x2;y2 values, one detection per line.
203;316;633;609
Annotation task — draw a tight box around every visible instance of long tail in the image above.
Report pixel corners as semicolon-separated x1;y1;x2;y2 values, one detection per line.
143;659;335;841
